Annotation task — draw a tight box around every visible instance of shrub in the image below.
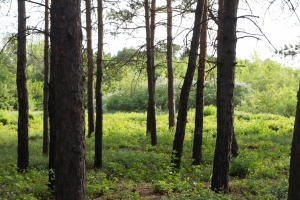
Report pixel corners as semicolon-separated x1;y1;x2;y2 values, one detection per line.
203;105;216;116
230;151;258;177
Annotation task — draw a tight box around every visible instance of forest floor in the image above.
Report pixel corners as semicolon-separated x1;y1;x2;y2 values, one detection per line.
0;109;292;199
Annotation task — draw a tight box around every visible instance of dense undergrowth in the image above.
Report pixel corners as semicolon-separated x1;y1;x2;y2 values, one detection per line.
0;107;293;199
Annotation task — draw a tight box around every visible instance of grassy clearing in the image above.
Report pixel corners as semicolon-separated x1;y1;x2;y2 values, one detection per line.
0;108;293;199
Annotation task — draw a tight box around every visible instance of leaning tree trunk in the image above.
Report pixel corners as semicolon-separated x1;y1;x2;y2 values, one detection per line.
94;0;104;169
50;0;86;197
166;0;176;128
43;0;49;156
86;0;95;138
171;0;204;169
145;0;157;146
288;86;300;199
17;0;29;172
192;0;208;165
211;0;239;194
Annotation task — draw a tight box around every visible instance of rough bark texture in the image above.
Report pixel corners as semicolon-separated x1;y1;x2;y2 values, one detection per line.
216;0;239;159
166;0;176;129
145;0;157;146
192;0;207;165
43;0;49;156
94;0;104;169
211;0;239;194
288;87;300;199
50;0;86;198
86;0;95;138
171;0;204;169
17;0;29;171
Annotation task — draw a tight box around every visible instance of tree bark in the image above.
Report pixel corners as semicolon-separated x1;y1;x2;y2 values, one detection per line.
288;86;300;199
50;0;86;197
17;0;29;172
171;0;204;169
216;0;239;159
86;0;95;138
211;0;239;194
166;0;176;128
192;0;207;165
94;0;104;169
43;0;49;156
145;0;157;146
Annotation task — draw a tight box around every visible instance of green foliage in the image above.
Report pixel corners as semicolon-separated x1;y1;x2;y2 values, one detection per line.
0;39;45;111
236;57;299;117
0;110;293;199
203;105;217;116
230;150;258;177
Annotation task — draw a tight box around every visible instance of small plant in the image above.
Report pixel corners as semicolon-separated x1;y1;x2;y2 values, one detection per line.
230;152;258;177
203;105;216;116
0;116;9;125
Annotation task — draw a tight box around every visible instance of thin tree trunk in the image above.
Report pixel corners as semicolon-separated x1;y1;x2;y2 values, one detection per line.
150;0;156;85
171;0;204;169
166;0;176;128
145;0;157;146
43;0;49;156
192;0;207;165
94;0;104;169
86;0;95;138
50;0;86;197
17;0;29;172
211;0;239;194
48;97;55;192
288;86;300;199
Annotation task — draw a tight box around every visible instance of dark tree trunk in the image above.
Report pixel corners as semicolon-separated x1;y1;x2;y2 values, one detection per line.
171;0;204;169
231;129;238;158
192;0;207;165
43;0;49;156
216;0;239;159
288;86;300;199
150;0;156;85
145;0;157;146
17;0;29;172
211;0;239;194
48;95;56;192
166;0;176;128
50;0;86;197
86;0;95;138
94;0;104;169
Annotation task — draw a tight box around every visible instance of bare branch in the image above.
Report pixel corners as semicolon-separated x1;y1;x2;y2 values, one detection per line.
238;15;277;51
23;0;50;10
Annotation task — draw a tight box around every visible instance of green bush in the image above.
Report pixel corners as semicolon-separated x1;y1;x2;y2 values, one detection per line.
230;151;258;177
0;116;9;125
203;105;216;116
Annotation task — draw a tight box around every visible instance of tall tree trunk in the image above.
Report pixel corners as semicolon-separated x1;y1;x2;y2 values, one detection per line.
211;0;239;194
86;0;95;138
288;86;300;199
216;0;239;159
171;0;204;169
192;0;207;165
48;96;56;192
145;0;157;146
94;0;104;169
50;0;86;197
43;0;49;156
150;0;156;84
166;0;176;128
17;0;29;172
